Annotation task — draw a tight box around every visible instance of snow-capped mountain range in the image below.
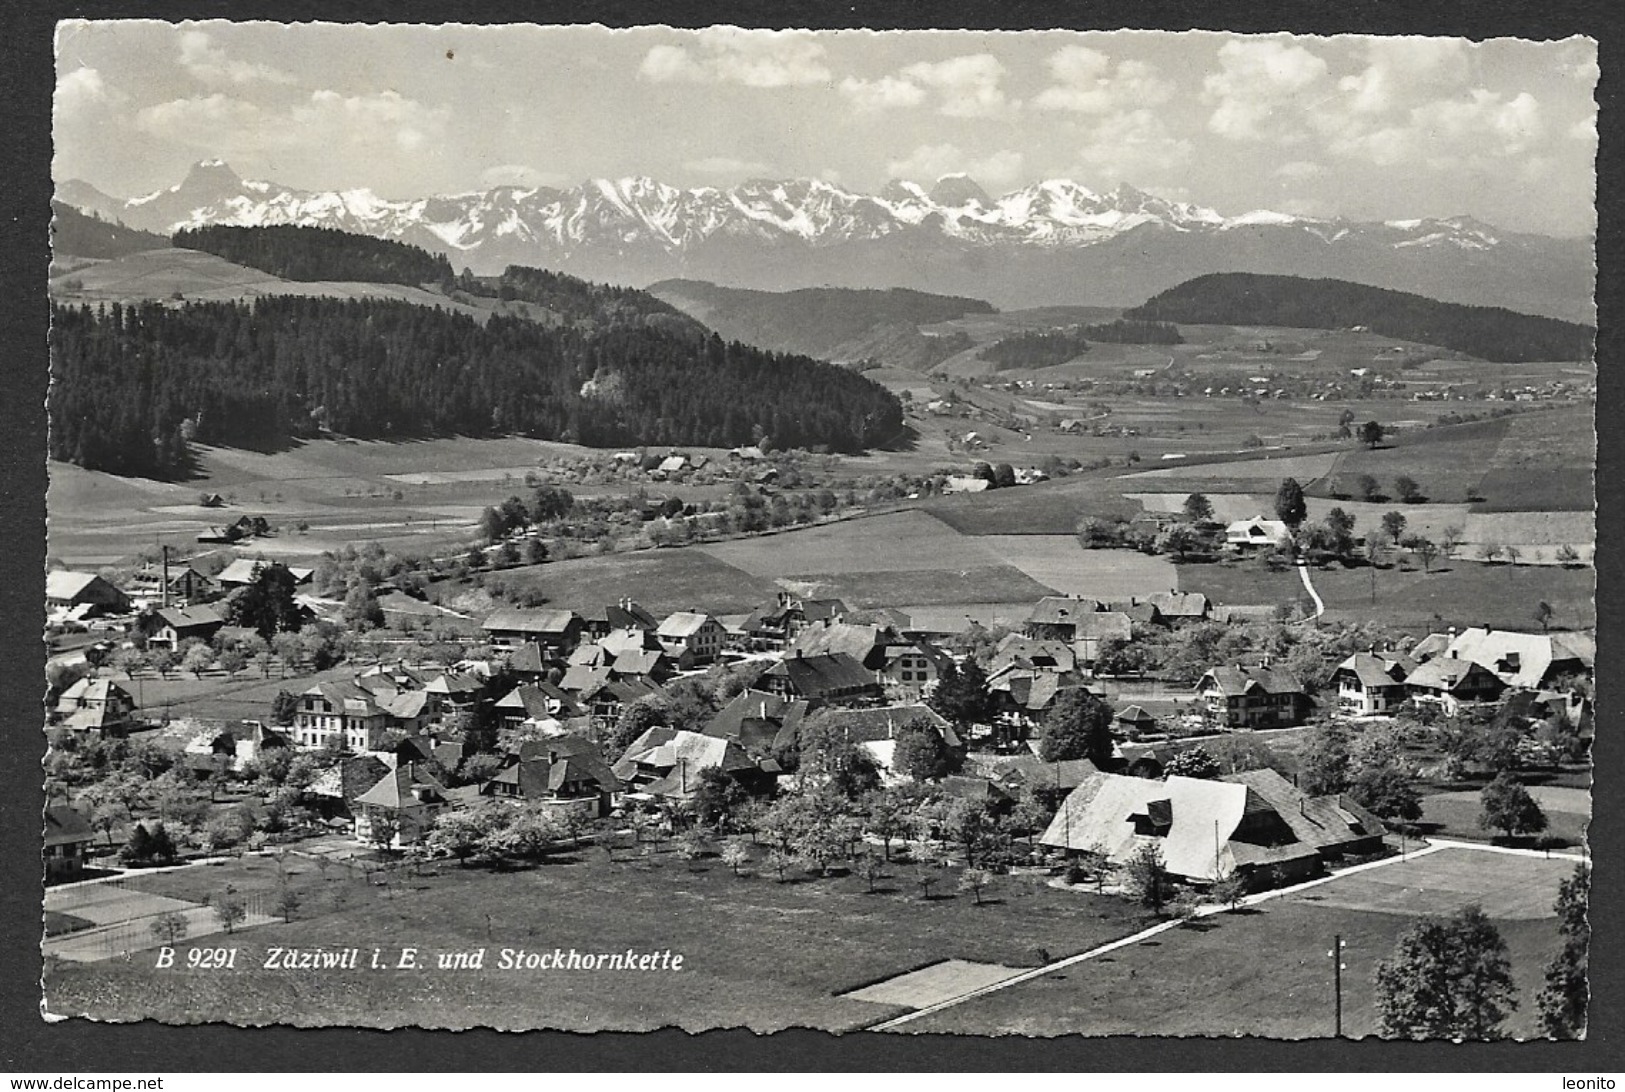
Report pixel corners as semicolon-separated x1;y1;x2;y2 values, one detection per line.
57;160;1595;322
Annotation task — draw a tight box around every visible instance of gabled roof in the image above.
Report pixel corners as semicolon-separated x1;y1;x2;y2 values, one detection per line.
558;664;613;694
611;648;665;678
817;704;958;747
790;621;890;664
492;739;621;797
505;642;549;675
496;684;578;720
599;627;660;656
1114;704;1157;725
154;604;227;631
57;677;134;705
760;652;877;698
657;611;716;639
44;805;95;846
354;762;449;809
1432;626;1596;690
988;634;1077;675
422;671;483;696
1076;611;1133;642
1040;772;1252;882
703;689;806;753
1405;657;1505;694
963;753;1099;791
1220;768;1384;851
46;571;106;601
613;727;758;790
605;600;659;631
1146;591;1210;619
482;608;581;635
1334;652;1413;689
216;558;313;585
1198;665;1304;697
1025;596;1103;627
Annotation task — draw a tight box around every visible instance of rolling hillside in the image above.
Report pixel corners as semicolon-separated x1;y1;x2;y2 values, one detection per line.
1126;273;1594;363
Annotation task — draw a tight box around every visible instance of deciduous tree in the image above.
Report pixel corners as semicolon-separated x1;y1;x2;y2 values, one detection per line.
1479;773;1548;840
1038;689;1115;765
1374;905;1517;1040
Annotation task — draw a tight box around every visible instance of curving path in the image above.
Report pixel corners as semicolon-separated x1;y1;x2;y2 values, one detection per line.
1295;559;1326;620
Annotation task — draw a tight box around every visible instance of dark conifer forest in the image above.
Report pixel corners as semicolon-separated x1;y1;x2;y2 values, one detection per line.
50;295;904;478
174;224;454;285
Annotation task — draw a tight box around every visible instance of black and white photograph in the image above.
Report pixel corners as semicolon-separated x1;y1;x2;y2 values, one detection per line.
40;21;1596;1040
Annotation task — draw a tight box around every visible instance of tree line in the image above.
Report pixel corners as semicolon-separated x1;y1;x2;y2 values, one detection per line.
49;295;905;477
174;224;454;286
1126;272;1594;364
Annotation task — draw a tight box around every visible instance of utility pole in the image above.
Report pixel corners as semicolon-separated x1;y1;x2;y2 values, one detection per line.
1329;934;1347;1037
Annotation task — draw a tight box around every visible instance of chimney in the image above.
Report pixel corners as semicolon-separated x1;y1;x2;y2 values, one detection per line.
161;544;171;609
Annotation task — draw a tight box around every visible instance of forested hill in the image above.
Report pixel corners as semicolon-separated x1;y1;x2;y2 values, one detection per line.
470;265;707;338
174;224;454;286
1125;273;1594;363
647;279;996;362
51;201;171;259
49;297;905;478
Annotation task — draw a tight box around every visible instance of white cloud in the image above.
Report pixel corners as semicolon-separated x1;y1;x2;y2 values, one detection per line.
684;155;774;177
1073;110;1194;181
900;54;1013;118
1274;160;1327;182
1569;116;1597;142
1328;88;1545;167
638;29;830;88
1203;39;1331;142
884;143;1024;189
478;164;568;190
55;66;119;115
837;75;927;111
1336;38;1469;117
179;30;295;87
136;89;450;162
1034;47;1174;114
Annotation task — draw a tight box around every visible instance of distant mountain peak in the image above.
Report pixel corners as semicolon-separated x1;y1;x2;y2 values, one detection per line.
928;174;991;208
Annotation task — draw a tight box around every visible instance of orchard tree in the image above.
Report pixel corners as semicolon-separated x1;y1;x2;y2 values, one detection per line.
1440;525;1465;559
1381;511;1408;544
1038;689;1116;765
959;867;994;906
1356;473;1382;502
1537;864;1590;1038
1404;536;1439;572
1375;905;1517;1040
1360;420;1385;449
1350;764;1422;823
1394;475;1422;503
1479;773;1548;841
1182;492;1214;524
1555;544;1581;567
1163;746;1221;780
1300;722;1353;795
1274;477;1308;529
1125;842;1171;912
149;911;190;946
893;718;958;781
213;888;247;935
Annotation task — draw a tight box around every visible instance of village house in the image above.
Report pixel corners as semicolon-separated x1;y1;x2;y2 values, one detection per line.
1075;612;1134;669
702;689;808;760
44;805;97;883
1331;651;1417;717
180;720;290;776
144;604;227;651
353;761;451;848
493;682;582;732
1225;516;1292;551
1145;591;1211;626
613;727;769;802
483;737;622;818
1195;665;1310;729
292;680;393;752
1040;768;1384;886
655;611;728;667
53;677;138;734
816;704;963;778
482;607;585;653
741;593;848;650
579;598;660;640
125;560;219;606
46;570;131;616
1023;596;1105;642
1404;657;1507;715
758;650;882;707
790;620;895;670
1412;626;1594;692
1113;704;1159;737
214;558;314;588
879;640;954;700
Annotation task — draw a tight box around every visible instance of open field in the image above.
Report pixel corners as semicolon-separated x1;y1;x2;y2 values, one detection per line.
698;511;999;576
779;565;1056;610
1417;788;1589;848
481;548;782;616
45;841;1149;1032
975;535;1176;597
922;475;1146;535
1178;556;1595;631
904;848;1574;1038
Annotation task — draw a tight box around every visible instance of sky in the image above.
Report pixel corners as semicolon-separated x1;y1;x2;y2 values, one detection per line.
53;22;1599;237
